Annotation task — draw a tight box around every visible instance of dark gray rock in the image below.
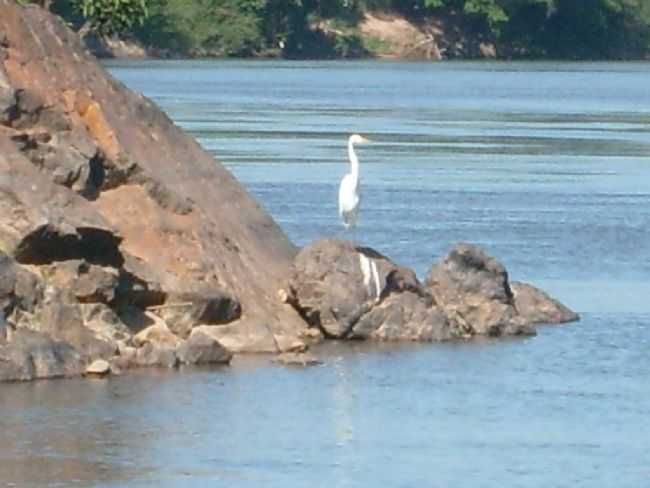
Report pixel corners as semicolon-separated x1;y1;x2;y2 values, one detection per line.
425;243;534;337
511;281;579;325
288;239;423;338
0;251;18;316
45;259;120;304
135;342;178;368
10;129;104;199
177;330;232;365
288;239;463;341
0;328;84;381
0;250;44;323
34;287;117;359
288;240;563;342
350;290;458;341
115;253;165;309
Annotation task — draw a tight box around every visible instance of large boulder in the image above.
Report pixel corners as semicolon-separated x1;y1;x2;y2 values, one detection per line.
425;243;534;337
511;281;579;325
177;329;232;365
0;328;84;381
32;286;118;359
349;291;457;341
287;239;463;341
134;342;178;368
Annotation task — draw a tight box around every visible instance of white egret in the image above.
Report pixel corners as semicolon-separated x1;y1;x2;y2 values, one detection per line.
338;134;370;228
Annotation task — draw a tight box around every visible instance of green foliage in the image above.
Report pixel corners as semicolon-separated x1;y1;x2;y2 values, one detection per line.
133;0;265;55
74;0;148;34
540;0;650;58
464;0;508;27
362;35;391;54
46;0;650;58
395;0;650;57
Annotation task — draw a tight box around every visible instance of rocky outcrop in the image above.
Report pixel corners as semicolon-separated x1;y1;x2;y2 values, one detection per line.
0;328;84;382
511;281;579;325
0;2;579;382
0;1;308;381
287;239;461;341
177;330;232;365
287;240;577;342
425;243;534;337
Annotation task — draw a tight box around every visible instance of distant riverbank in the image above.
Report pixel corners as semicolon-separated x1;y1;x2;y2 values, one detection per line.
81;6;650;62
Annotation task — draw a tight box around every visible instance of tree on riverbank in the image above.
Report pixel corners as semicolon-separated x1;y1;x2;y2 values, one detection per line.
45;0;148;34
28;0;650;59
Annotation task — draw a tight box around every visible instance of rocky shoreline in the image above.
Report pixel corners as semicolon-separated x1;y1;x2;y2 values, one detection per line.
0;2;577;382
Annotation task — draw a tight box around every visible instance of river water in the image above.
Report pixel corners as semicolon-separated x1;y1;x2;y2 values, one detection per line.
2;60;649;487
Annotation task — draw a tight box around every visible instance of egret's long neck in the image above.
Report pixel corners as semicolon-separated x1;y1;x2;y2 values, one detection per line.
348;139;360;187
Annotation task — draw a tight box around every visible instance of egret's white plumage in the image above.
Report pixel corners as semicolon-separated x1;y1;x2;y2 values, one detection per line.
339;134;370;228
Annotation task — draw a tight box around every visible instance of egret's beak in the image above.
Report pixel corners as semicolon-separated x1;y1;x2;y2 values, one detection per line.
360;136;371;143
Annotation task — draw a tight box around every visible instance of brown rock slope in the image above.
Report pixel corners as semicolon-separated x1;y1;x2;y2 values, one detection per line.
0;2;307;380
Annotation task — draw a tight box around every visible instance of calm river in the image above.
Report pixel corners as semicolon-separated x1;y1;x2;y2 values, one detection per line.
1;60;649;487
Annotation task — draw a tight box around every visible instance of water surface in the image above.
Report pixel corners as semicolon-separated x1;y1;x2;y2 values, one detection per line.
2;60;649;487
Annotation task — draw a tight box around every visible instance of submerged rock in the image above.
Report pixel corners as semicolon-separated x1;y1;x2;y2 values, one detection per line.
273;352;322;367
85;358;111;376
